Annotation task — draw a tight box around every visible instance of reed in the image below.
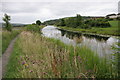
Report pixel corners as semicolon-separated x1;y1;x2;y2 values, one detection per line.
4;31;118;78
2;30;20;54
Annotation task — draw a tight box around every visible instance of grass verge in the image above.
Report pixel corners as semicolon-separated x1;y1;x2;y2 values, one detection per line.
4;31;118;78
57;26;119;36
0;30;2;56
2;30;21;54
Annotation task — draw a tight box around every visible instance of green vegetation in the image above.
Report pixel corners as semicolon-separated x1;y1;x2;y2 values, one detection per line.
2;13;119;79
36;20;41;25
4;31;117;78
26;24;40;32
0;31;2;56
43;14;119;36
83;18;110;28
25;24;44;33
3;14;12;31
58;25;119;36
2;30;20;54
44;14;111;29
108;21;119;28
57;14;83;28
56;20;119;36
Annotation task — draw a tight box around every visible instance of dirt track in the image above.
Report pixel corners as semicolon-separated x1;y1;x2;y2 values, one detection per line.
0;36;18;79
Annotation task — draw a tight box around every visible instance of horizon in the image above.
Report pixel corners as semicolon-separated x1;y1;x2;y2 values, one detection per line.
0;0;119;24
0;14;111;24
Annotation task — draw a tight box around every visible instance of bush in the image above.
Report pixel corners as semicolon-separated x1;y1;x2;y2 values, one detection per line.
26;24;40;32
84;19;111;28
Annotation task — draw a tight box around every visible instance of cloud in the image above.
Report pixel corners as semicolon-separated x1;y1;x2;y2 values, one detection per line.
2;0;119;2
1;1;118;24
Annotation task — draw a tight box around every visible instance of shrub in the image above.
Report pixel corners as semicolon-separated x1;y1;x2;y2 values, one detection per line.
26;24;40;32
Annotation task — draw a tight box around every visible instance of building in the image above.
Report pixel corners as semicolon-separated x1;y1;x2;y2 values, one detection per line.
117;13;120;18
106;13;119;19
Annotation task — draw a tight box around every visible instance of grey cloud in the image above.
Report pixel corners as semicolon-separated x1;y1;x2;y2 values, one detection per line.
1;2;118;23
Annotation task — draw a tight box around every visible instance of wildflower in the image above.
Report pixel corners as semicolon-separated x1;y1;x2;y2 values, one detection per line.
77;56;82;61
24;63;28;67
43;72;47;75
22;62;25;65
77;56;82;63
29;70;33;73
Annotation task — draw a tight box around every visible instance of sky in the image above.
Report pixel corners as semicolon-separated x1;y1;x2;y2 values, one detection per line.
0;0;119;24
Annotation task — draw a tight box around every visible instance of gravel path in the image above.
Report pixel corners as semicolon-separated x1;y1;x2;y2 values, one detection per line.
0;36;18;79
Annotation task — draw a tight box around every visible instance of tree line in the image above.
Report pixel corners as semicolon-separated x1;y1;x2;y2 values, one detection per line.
44;14;111;29
3;13;111;32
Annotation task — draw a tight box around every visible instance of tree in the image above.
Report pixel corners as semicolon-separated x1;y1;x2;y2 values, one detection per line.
76;14;82;28
2;13;12;31
58;19;66;26
36;20;41;25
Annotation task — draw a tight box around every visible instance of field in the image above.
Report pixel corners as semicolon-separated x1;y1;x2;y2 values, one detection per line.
57;20;119;36
4;31;117;78
108;20;119;28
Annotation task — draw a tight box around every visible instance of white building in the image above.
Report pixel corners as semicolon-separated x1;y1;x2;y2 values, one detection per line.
106;13;119;19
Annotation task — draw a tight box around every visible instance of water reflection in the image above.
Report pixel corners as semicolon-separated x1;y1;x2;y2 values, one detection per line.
42;26;119;58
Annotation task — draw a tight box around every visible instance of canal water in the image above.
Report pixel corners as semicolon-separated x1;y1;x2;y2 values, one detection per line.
42;25;119;59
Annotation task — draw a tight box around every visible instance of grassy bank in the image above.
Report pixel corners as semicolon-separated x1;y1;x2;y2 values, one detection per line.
4;31;117;78
0;31;2;56
2;30;21;54
56;20;119;36
108;21;119;28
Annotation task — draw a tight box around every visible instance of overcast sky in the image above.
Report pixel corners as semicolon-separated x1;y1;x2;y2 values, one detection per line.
0;0;119;24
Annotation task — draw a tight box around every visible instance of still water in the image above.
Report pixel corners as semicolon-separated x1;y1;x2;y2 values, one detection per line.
42;25;119;59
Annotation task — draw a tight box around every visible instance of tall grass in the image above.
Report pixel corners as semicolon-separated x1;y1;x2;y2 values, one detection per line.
2;30;20;54
0;30;2;56
4;31;118;78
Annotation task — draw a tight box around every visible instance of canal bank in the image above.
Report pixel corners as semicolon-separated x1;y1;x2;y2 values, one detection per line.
55;26;120;37
42;25;119;59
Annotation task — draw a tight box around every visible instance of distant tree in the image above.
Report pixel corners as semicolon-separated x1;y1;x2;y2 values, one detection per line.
36;20;41;25
76;14;82;28
58;19;66;26
2;13;12;31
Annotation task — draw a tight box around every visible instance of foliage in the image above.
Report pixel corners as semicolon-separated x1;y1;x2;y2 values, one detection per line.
4;32;117;78
57;18;66;26
2;30;20;54
2;14;12;31
44;19;60;25
108;21;119;28
44;14;111;29
84;18;110;28
0;31;2;56
26;24;40;32
57;26;120;36
36;20;41;25
63;14;83;28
